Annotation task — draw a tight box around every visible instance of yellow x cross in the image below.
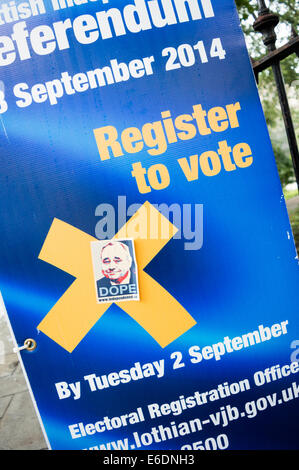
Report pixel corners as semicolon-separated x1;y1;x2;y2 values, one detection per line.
37;201;196;352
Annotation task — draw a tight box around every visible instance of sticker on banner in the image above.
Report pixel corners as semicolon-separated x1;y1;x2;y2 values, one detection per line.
91;239;139;304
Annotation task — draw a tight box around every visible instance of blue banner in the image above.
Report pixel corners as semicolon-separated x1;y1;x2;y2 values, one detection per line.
0;0;298;450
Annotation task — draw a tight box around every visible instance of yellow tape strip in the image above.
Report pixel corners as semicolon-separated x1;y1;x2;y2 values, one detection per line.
37;201;196;352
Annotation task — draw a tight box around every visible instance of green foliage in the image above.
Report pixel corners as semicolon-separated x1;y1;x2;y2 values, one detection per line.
235;0;298;41
235;0;299;187
272;142;295;186
289;207;299;254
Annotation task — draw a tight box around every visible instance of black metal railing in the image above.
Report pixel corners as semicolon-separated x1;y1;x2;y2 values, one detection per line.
252;0;299;189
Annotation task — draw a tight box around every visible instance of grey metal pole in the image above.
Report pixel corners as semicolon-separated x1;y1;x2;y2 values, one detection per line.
253;0;299;189
271;62;299;189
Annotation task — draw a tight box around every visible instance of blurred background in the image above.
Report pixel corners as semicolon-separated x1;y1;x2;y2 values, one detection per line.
236;0;299;252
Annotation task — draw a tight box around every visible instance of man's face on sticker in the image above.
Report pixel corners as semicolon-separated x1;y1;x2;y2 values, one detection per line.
101;242;132;282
